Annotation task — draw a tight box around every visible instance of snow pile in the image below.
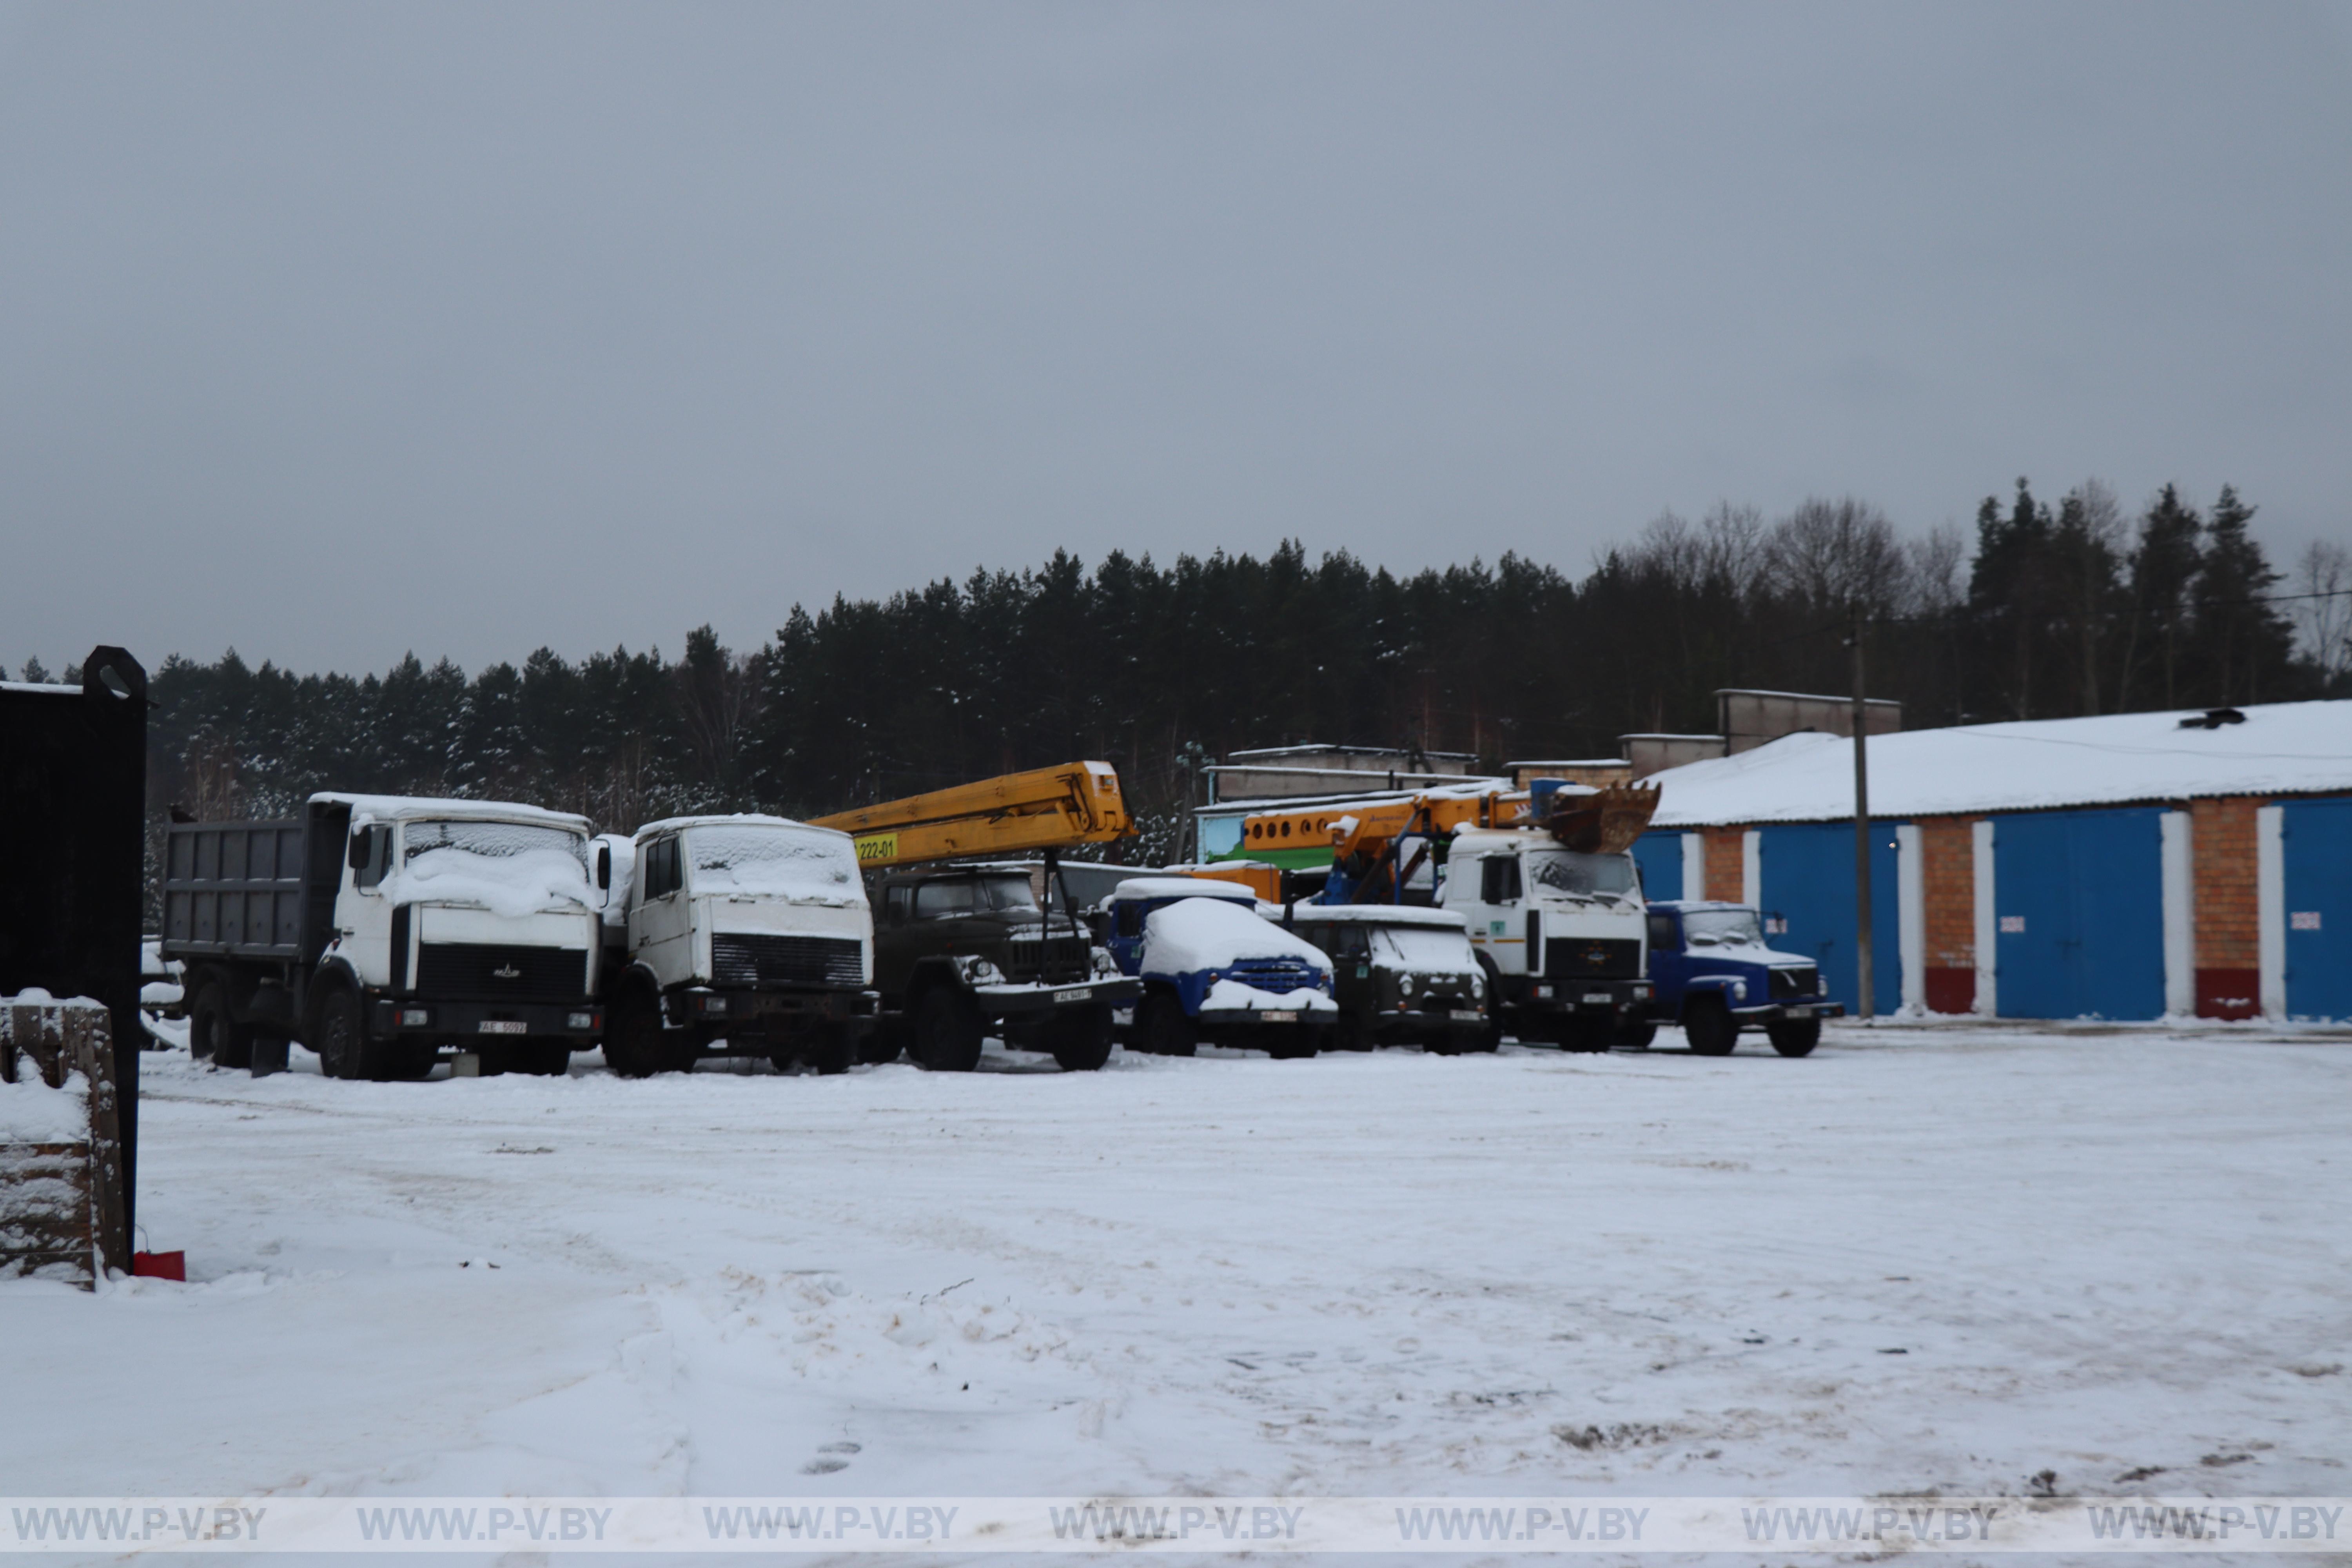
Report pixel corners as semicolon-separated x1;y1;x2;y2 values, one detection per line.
0;1067;90;1144
1141;898;1330;976
1651;699;2352;825
687;824;862;904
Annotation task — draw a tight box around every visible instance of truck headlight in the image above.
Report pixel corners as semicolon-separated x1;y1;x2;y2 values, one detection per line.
695;992;728;1015
1469;975;1483;997
959;956;1004;985
1730;980;1746;1001
399;1006;430;1027
1091;948;1119;979
568;1011;597;1031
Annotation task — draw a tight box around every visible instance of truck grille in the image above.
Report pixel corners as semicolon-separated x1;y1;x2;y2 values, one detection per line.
1005;934;1092;983
1769;966;1820;1000
1225;958;1321;994
414;944;588;1001
1544;937;1641;981
710;933;863;989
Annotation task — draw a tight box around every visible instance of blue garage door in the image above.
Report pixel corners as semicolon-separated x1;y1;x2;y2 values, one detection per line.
2282;797;2352;1021
1632;832;1683;902
1991;809;2164;1020
1756;822;1901;1014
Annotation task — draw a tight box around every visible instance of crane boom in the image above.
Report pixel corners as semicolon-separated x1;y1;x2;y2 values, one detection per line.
809;761;1134;869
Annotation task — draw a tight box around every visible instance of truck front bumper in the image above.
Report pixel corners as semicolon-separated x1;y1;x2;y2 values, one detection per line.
973;976;1142;1016
1517;978;1653;1015
673;987;880;1035
370;997;602;1041
1731;1000;1844;1022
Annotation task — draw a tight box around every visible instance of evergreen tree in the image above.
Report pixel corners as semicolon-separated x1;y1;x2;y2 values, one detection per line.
2189;485;2294;704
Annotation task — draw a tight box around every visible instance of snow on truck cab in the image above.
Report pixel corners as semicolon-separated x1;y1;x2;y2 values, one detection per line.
1639;901;1840;1057
601;815;878;1078
1098;877;1336;1059
1287;903;1488;1055
161;794;604;1080
1439;822;1654;1051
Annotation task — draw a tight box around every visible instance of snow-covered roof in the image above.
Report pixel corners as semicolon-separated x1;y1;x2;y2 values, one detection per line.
633;813;846;843
0;680;79;697
314;793;591;833
1649;700;2352;827
1101;875;1257;905
1285;903;1468;929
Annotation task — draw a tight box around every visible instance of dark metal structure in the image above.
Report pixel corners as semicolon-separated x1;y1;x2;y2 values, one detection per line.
0;647;148;1231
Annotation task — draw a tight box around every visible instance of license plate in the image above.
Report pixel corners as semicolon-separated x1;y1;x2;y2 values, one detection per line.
477;1020;527;1035
1052;988;1090;1005
1260;1011;1299;1023
1449;1009;1482;1023
1582;992;1612;1005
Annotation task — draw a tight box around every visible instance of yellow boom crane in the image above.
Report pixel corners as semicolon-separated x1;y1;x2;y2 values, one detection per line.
808;762;1142;1073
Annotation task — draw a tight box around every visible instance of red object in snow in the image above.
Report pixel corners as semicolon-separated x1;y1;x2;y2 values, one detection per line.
132;1251;186;1281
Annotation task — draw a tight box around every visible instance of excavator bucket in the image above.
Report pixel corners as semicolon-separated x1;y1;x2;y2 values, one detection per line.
1544;780;1662;855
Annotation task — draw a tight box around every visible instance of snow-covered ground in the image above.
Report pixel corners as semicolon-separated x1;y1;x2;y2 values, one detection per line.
9;1023;2349;1532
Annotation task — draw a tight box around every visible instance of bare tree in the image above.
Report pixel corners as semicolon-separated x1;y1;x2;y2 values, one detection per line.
2294;539;2352;689
1766;496;1909;614
1903;521;1968;618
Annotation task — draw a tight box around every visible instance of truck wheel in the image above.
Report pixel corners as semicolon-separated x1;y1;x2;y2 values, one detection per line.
604;986;667;1078
910;986;984;1072
190;982;254;1070
1044;1003;1115;1073
1474;956;1506;1050
1138;991;1196;1058
1613;1018;1659;1049
859;1018;906;1065
312;980;371;1080
1683;997;1739;1056
783;1025;855;1076
1765;1017;1822;1058
512;1042;572;1076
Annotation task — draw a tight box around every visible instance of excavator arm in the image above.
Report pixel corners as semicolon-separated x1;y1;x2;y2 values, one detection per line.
809;761;1135;869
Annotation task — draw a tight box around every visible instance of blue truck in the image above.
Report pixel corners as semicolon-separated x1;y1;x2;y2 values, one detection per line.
1635;900;1843;1057
1095;877;1336;1058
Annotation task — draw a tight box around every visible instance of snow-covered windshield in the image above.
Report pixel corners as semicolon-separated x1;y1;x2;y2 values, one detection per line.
1684;909;1764;947
1524;849;1638;901
1372;925;1477;969
403;821;589;878
912;875;1038;919
687;825;860;898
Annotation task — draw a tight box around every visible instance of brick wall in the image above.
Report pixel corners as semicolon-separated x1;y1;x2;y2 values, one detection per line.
1916;815;1977;1014
2192;795;2263;1019
1702;829;1746;903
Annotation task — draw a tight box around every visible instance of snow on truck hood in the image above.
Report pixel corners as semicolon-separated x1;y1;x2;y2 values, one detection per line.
1141;897;1330;975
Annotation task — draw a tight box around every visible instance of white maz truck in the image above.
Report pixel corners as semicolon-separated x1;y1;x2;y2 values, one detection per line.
161;794;606;1079
600;814;878;1076
1439;825;1654;1051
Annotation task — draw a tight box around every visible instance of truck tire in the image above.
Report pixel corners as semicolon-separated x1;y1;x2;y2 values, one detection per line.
1474;955;1506;1050
189;981;254;1070
1044;1002;1115;1073
1138;991;1196;1058
604;985;667;1078
910;986;984;1073
1683;997;1739;1056
312;980;371;1080
782;1024;855;1076
1613;1018;1659;1049
1765;1017;1822;1058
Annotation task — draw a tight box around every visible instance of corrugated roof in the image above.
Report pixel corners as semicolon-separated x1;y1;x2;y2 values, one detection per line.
1649;699;2352;826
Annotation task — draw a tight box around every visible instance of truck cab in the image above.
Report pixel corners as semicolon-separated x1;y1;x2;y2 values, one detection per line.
603;815;878;1076
1288;903;1488;1054
1438;826;1654;1050
1640;901;1841;1056
163;794;606;1079
868;862;1139;1073
1099;878;1336;1058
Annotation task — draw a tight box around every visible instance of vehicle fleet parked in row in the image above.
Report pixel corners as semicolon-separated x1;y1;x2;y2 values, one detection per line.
160;762;1831;1078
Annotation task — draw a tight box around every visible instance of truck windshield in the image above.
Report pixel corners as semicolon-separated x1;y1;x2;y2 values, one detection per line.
1684;909;1764;947
403;821;589;880
1524;849;1637;901
913;875;1038;918
688;825;860;898
1372;924;1475;969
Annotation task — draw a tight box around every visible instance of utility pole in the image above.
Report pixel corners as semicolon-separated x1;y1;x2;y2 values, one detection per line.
1848;602;1875;1022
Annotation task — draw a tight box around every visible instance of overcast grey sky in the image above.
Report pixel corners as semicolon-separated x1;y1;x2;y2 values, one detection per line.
4;2;2348;676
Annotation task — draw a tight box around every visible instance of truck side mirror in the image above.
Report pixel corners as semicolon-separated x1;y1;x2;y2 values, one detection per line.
348;829;371;870
597;844;612;890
